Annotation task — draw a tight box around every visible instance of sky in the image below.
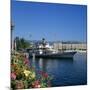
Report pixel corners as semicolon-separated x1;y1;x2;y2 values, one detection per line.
12;1;87;42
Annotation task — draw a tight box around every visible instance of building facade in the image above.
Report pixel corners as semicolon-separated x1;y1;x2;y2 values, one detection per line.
53;42;86;51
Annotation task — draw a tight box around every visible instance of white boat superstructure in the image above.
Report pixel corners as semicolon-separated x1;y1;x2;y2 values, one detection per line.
36;40;59;54
28;38;77;59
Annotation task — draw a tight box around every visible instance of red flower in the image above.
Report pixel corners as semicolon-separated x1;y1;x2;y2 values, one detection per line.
39;71;48;78
11;72;16;80
43;73;48;78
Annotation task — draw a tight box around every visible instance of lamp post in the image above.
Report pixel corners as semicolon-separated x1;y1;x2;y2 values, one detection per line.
11;22;14;52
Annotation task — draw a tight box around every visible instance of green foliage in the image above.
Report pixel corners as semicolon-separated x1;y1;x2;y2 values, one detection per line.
14;37;30;51
11;53;52;89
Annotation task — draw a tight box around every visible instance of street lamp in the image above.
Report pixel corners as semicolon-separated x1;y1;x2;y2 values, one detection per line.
11;22;14;52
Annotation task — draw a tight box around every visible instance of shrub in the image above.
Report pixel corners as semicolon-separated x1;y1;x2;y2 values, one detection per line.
11;52;52;89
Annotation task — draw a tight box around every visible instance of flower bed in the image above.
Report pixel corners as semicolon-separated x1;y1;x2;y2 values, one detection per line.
11;52;52;89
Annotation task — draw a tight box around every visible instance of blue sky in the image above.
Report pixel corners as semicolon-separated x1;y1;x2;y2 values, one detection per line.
12;1;87;42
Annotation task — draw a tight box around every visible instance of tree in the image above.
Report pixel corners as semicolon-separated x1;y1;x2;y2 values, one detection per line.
20;38;30;49
14;37;30;51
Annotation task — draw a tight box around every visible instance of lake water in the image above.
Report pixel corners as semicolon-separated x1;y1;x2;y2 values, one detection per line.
29;52;87;87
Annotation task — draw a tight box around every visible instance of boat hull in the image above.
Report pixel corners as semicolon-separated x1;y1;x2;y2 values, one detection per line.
29;51;77;59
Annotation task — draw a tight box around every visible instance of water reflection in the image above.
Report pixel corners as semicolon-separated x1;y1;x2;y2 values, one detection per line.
29;52;87;87
31;58;74;72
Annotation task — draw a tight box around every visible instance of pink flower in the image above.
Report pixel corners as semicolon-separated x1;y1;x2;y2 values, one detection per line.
11;72;16;80
16;81;24;89
32;80;41;88
43;73;48;78
24;58;30;65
